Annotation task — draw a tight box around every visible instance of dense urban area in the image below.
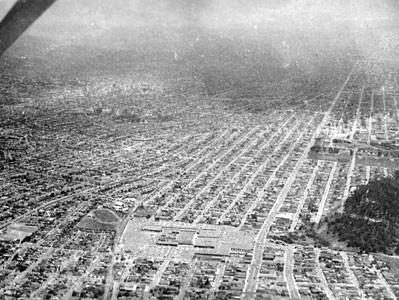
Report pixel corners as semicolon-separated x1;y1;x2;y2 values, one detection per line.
1;2;399;300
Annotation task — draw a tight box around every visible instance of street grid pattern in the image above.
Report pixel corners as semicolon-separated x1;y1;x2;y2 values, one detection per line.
2;56;399;299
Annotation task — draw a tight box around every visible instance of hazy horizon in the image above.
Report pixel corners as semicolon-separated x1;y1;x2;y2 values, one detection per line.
1;0;398;98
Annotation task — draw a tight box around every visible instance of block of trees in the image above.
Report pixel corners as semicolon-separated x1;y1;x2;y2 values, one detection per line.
328;171;399;254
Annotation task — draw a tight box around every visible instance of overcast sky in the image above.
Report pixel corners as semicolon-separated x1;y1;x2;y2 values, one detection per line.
1;0;397;37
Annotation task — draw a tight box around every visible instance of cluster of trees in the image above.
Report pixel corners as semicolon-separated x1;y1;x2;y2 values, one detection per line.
328;171;399;254
342;171;399;222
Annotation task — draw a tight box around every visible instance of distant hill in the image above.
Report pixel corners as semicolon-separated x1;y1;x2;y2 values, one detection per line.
328;171;399;254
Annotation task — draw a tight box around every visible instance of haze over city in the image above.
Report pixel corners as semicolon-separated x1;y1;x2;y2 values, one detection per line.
1;0;399;299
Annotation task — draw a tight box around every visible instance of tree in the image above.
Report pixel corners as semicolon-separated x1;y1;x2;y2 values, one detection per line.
328;172;399;254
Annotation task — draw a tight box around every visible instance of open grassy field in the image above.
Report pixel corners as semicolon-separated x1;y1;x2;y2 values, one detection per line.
77;208;121;231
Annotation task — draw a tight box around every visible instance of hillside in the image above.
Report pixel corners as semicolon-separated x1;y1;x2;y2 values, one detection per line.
328;171;399;254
